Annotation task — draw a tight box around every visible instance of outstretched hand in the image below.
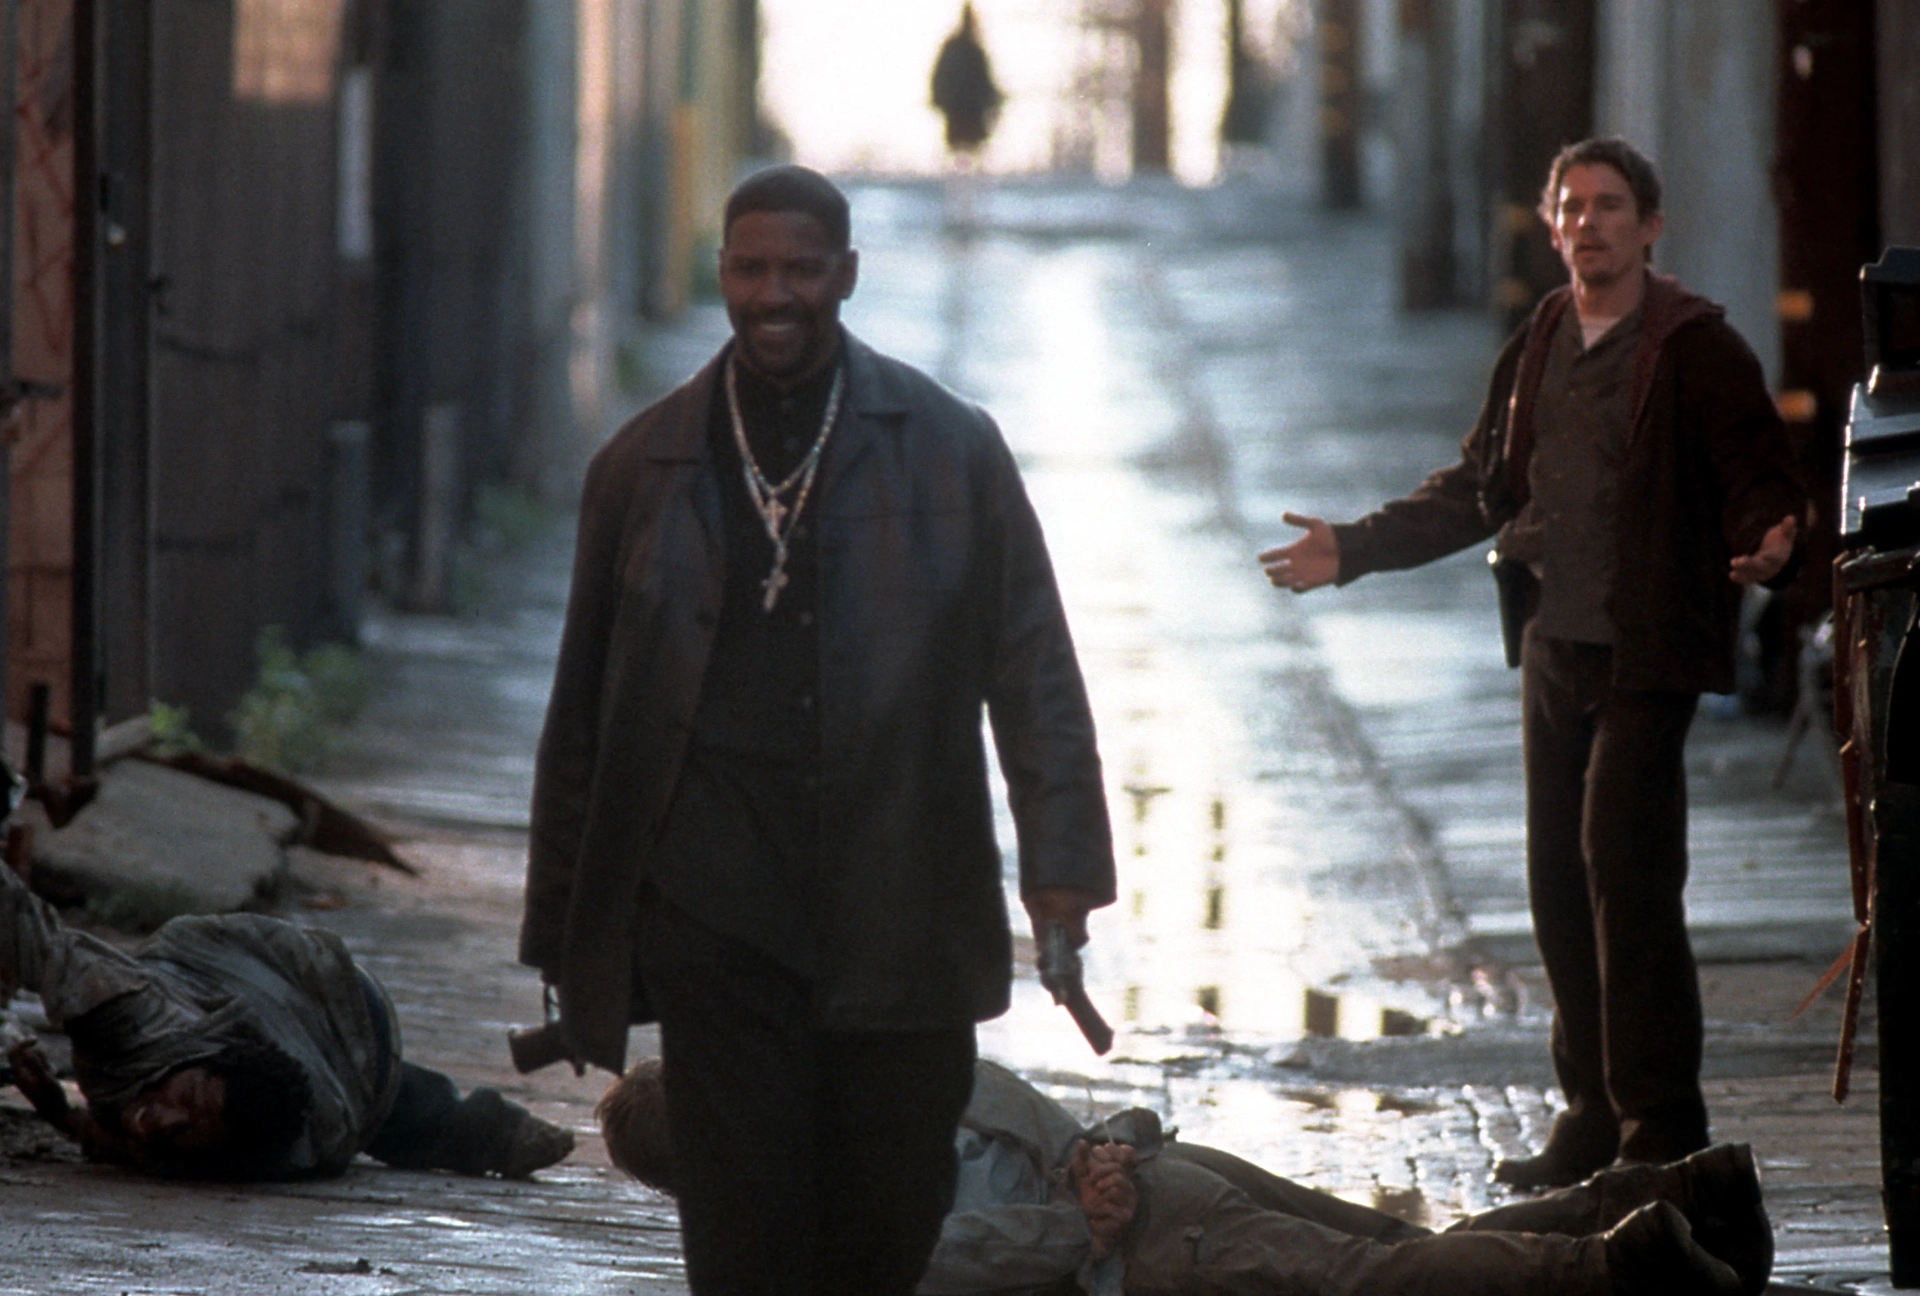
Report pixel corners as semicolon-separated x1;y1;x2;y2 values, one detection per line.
1258;513;1340;593
1730;514;1798;586
8;1038;127;1162
1070;1139;1138;1259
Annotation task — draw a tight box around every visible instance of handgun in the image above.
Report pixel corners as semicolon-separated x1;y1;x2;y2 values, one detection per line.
506;1020;585;1075
1039;921;1115;1056
508;987;586;1076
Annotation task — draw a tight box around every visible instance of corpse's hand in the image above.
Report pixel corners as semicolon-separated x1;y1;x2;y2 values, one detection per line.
1070;1139;1138;1260
7;1038;73;1128
1730;514;1797;585
7;1038;126;1162
1258;513;1340;593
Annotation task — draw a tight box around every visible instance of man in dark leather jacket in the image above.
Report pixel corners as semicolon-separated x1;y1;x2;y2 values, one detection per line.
1259;139;1805;1191
521;165;1116;1294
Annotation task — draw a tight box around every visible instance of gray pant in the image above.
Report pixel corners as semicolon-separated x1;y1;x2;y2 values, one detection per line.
1117;1146;1713;1294
1122;1153;1609;1295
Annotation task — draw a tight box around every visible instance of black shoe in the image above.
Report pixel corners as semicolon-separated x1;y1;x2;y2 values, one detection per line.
440;1087;575;1178
495;1112;576;1179
1603;1200;1742;1296
1674;1144;1772;1296
1494;1146;1611;1191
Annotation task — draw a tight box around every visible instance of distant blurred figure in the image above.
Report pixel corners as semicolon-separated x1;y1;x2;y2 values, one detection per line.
931;4;1003;228
931;5;1004;157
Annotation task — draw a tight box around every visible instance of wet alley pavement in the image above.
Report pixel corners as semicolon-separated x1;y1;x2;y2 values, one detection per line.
0;178;1889;1292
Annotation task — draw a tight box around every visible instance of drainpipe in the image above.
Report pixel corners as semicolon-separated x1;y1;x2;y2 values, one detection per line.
70;0;102;777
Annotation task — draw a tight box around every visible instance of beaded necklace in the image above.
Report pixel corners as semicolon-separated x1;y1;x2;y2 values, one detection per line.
724;355;844;612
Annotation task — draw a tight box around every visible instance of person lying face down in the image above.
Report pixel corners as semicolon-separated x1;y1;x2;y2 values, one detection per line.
1;864;572;1181
599;1056;1775;1296
9;1022;312;1177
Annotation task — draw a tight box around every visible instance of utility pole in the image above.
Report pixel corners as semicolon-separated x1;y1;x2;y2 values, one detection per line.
1221;0;1268;146
1394;0;1455;307
1318;0;1361;208
1488;0;1593;327
1133;0;1171;173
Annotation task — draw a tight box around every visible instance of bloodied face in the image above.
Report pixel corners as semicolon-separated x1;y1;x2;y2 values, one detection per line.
718;210;859;386
119;1065;228;1156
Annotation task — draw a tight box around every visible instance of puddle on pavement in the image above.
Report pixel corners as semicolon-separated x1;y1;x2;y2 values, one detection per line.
918;228;1506;1218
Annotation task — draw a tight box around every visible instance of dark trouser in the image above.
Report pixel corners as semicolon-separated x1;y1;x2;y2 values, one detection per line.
363;1062;533;1174
634;888;977;1296
1521;629;1707;1166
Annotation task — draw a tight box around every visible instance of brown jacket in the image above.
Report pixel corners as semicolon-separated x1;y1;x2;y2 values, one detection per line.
521;335;1116;1072
1331;275;1805;694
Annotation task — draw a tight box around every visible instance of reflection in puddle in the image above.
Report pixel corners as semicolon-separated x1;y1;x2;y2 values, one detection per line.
959;237;1484;1221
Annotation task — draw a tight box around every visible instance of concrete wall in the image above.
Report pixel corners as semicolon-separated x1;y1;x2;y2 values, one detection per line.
1595;0;1780;383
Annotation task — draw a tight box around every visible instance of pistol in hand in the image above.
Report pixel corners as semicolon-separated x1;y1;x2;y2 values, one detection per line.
507;1020;585;1076
1039;921;1115;1056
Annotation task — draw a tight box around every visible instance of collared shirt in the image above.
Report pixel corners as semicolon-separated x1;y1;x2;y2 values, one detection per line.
648;346;840;979
1499;301;1642;645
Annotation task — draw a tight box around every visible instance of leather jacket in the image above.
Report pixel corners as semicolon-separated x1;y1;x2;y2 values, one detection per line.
1331;275;1806;694
522;334;1116;1072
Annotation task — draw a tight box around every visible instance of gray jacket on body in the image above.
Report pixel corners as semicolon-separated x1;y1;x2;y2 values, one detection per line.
921;1059;1155;1295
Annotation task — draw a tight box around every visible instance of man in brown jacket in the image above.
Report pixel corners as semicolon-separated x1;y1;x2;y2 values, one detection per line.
521;166;1116;1294
1259;139;1804;1190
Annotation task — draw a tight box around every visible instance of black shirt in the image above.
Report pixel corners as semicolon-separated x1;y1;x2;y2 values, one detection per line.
648;347;840;978
1498;303;1642;645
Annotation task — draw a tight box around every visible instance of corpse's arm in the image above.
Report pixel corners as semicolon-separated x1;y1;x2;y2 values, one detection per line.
917;1201;1098;1295
522;448;629;974
976;424;1117;924
6;1038;141;1165
918;1139;1138;1296
0;860;161;1028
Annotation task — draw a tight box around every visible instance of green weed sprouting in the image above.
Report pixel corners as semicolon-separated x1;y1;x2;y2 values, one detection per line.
146;701;204;757
228;627;371;774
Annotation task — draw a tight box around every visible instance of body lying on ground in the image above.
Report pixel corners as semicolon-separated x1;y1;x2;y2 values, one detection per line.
599;1056;1772;1296
0;863;572;1180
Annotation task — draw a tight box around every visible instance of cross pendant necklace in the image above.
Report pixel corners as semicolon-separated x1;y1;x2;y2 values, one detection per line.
725;356;844;613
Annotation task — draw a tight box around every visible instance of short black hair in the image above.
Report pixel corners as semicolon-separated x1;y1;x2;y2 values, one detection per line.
1539;137;1664;223
157;1031;312;1180
723;165;851;251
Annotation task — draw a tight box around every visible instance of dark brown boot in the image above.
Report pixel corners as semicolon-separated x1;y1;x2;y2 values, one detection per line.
1670;1144;1771;1296
1575;1145;1770;1295
1604;1201;1741;1296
